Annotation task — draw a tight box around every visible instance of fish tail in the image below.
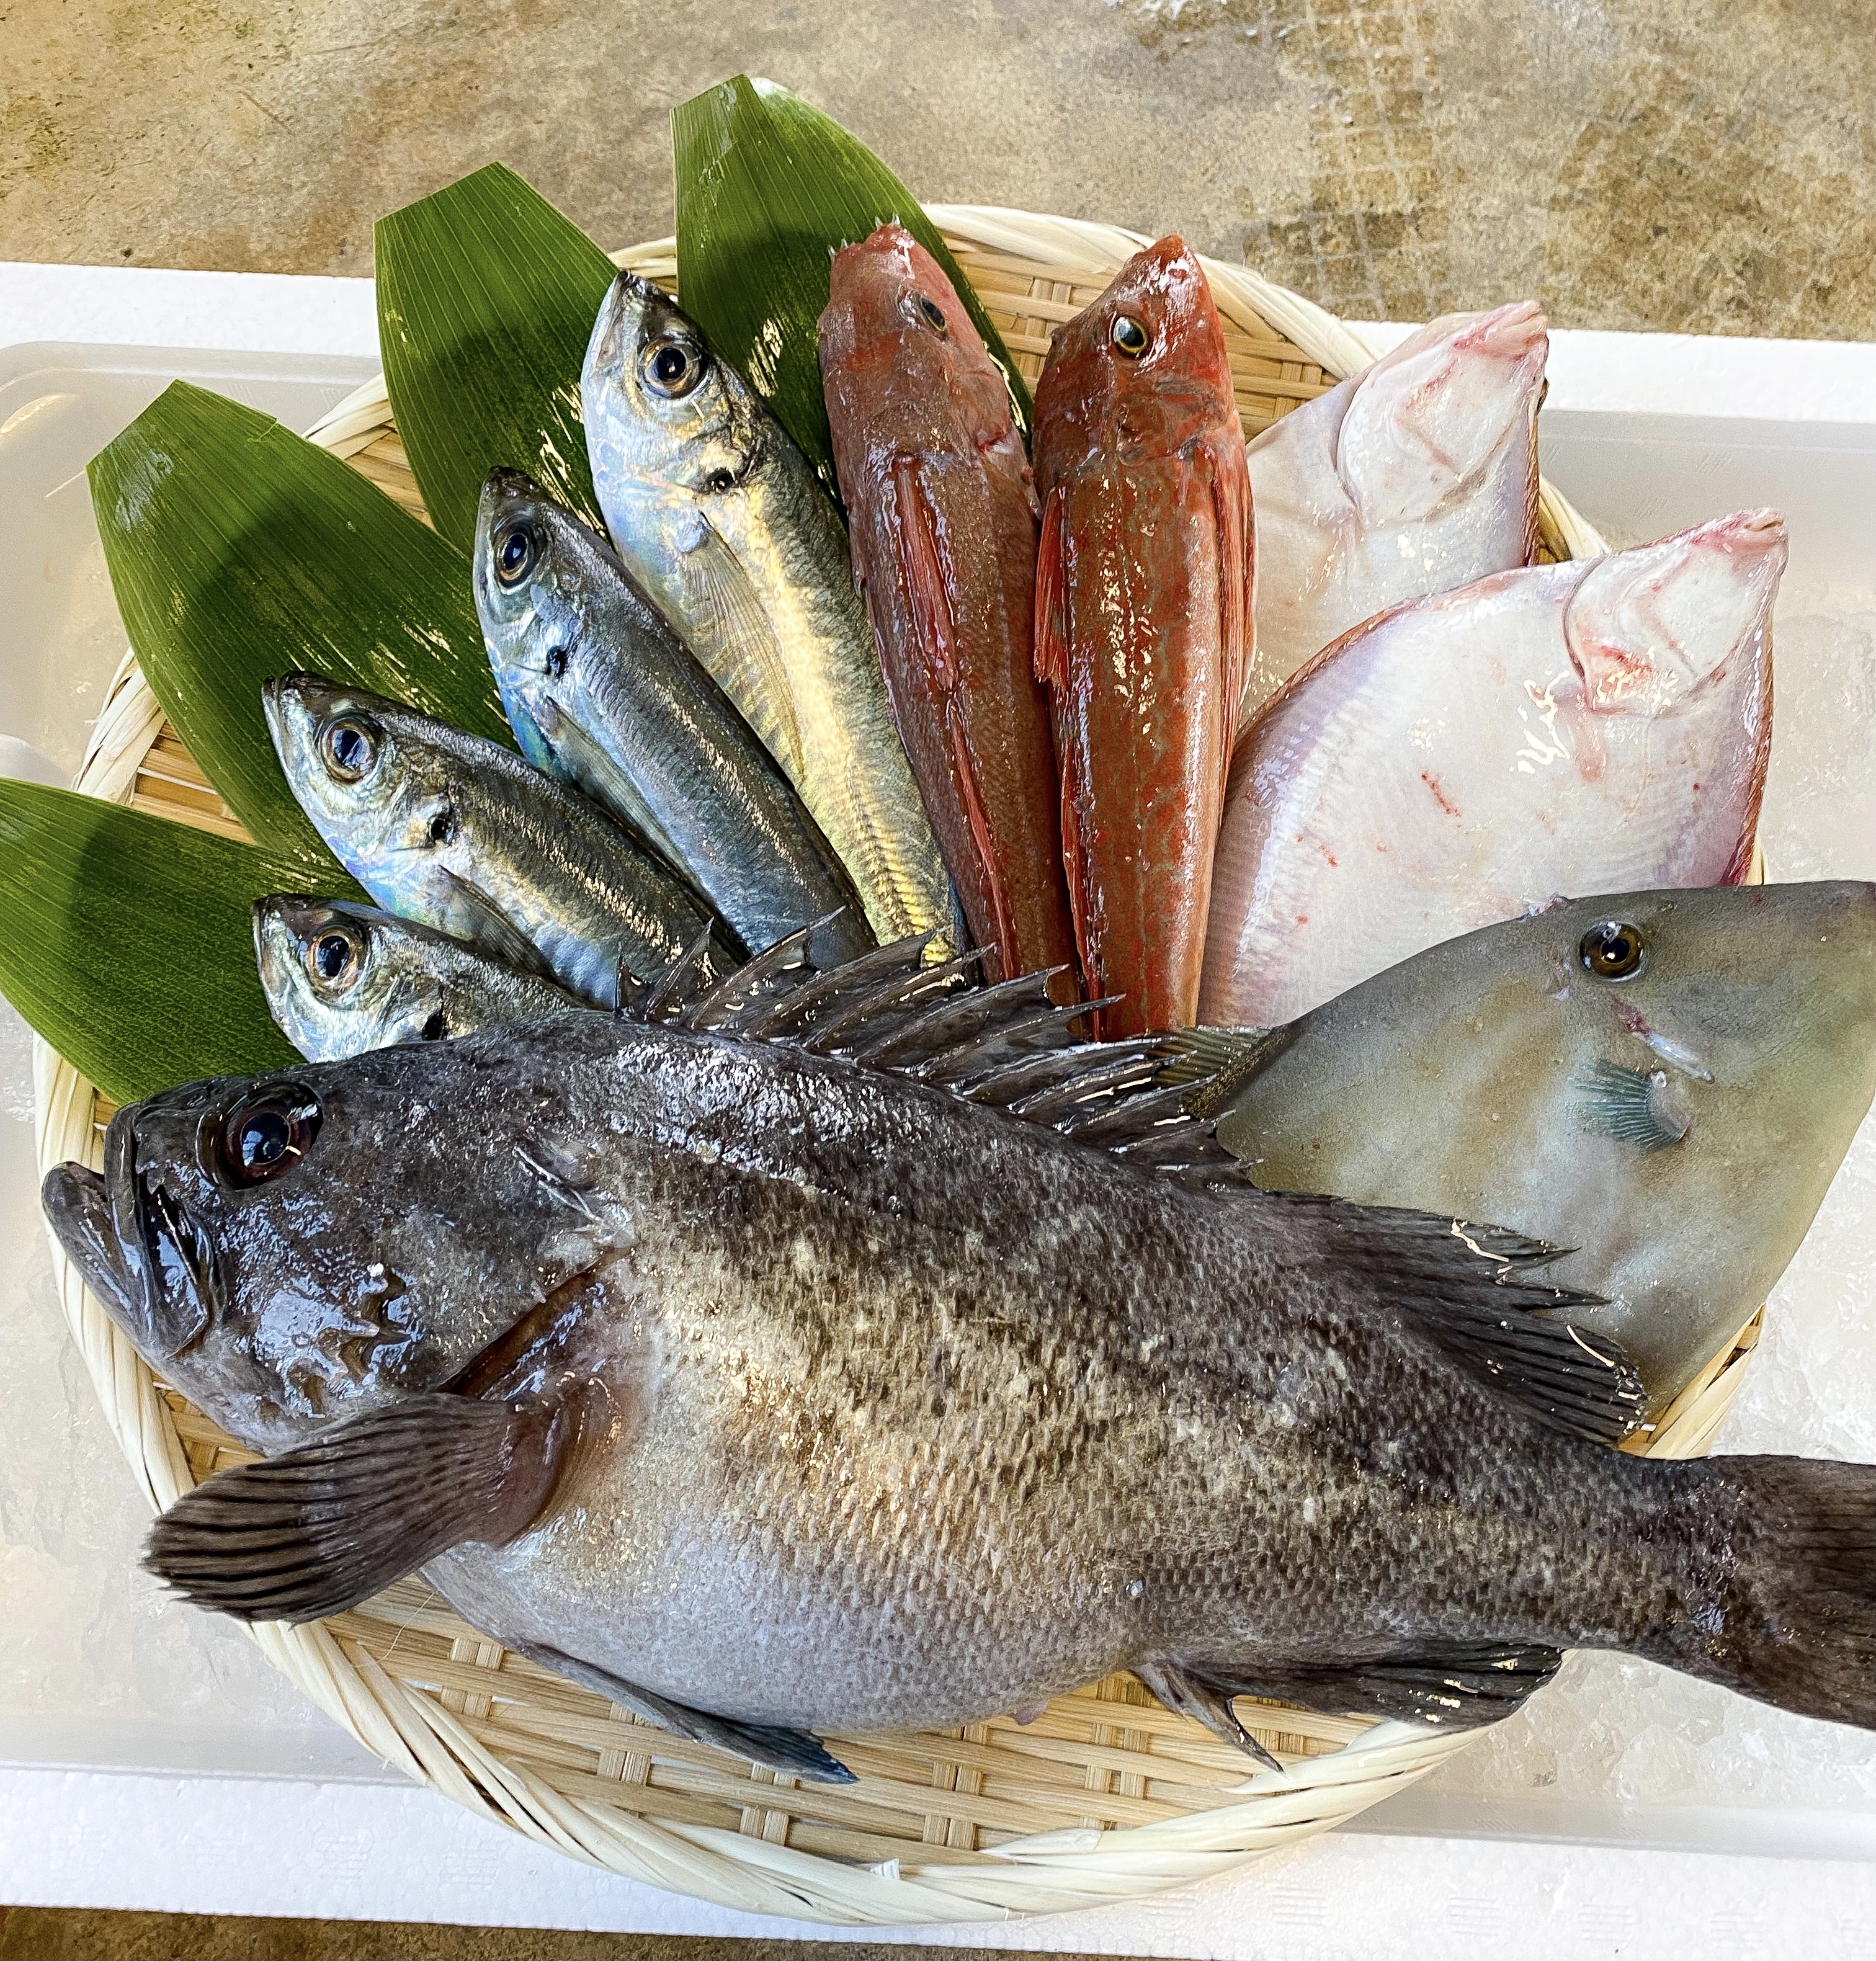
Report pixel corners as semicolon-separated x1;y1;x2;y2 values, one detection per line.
1652;1456;1876;1731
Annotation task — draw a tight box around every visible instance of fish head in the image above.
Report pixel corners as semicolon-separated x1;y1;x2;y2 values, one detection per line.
254;895;447;1060
1563;510;1785;718
583;270;762;499
262;674;467;914
1033;236;1234;473
40;1032;626;1452
473;468;610;764
1334;302;1548;529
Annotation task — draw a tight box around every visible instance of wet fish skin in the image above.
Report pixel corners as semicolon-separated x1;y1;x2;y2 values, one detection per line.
473;469;871;967
1241;302;1547;726
47;985;1876;1754
820;223;1078;996
262;674;738;1009
1187;883;1876;1409
1200;511;1783;1029
581;271;954;948
254;895;587;1061
1032;236;1252;1037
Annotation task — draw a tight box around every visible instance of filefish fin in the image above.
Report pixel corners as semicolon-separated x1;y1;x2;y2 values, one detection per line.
1135;1658;1282;1771
1191;1644;1563;1733
432;867;560;986
143;1394;576;1625
532;695;691;878
677;521;808;787
1573;1060;1692;1152
507;1640;857;1785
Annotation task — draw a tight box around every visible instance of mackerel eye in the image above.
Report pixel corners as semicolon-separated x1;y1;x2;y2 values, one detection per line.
1110;313;1150;359
216;1086;321;1187
910;292;948;334
308;926;363;993
319;716;378;783
1580;921;1646;980
494;522;535;587
641;336;702;399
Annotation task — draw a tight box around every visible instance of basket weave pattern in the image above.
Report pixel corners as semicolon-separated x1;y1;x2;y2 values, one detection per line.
30;208;1759;1924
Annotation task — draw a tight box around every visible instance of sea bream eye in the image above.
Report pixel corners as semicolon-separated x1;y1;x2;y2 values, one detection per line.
495;523;535;586
215;1085;321;1187
642;337;702;399
1580;920;1647;980
319;717;378;783
1110;313;1151;359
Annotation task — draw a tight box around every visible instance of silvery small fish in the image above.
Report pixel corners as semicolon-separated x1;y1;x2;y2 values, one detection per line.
42;936;1876;1789
263;674;738;1008
582;271;953;949
1180;884;1876;1410
473;468;870;967
255;895;585;1062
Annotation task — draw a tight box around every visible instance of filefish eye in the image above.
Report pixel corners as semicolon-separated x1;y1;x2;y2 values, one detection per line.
216;1086;321;1187
319;716;377;783
641;336;702;399
428;807;458;849
1110;313;1151;359
495;522;535;587
308;926;363;993
1579;920;1646;980
911;292;948;334
544;646;568;679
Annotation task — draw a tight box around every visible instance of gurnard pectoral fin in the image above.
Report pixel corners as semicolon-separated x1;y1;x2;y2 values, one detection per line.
1205;433;1254;744
1034;488;1099;1020
143;1392;580;1625
509;1640;857;1784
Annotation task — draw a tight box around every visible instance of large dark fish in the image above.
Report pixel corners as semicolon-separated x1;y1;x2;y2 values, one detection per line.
264;674;740;1009
1032;237;1251;1037
820;223;1077;995
473;468;870;967
1179;884;1876;1413
43;940;1876;1785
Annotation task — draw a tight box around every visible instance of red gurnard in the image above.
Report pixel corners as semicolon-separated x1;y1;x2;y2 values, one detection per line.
820;224;1078;993
1032;237;1252;1036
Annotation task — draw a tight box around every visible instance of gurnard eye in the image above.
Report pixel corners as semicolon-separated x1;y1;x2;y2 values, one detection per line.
912;292;948;333
495;524;535;586
309;928;362;991
319;717;377;782
216;1086;321;1187
641;336;702;399
1110;313;1151;359
1579;921;1646;980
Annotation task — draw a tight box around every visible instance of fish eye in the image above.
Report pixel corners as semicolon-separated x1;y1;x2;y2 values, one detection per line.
544;646;568;679
308;926;363;993
909;292;949;334
1110;313;1151;359
216;1085;321;1187
319;716;378;783
641;336;703;399
495;522;535;587
1579;920;1647;980
703;467;737;495
428;807;457;849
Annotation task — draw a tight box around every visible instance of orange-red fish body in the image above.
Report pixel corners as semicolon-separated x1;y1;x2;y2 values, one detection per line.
820;223;1078;994
1032;237;1252;1037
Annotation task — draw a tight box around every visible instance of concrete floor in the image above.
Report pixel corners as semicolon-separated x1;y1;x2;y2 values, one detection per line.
1;0;1866;1954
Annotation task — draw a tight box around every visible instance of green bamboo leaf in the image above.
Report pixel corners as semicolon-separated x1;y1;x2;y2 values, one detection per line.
0;784;317;1105
377;163;619;552
672;75;1033;499
89;381;507;885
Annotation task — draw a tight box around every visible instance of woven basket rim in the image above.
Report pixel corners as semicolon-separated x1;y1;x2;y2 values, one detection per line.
30;205;1756;1926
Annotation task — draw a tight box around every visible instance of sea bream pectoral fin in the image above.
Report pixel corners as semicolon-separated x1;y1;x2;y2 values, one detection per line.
142;1391;584;1624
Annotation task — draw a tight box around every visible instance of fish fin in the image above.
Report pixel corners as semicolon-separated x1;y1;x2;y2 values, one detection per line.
507;1640;856;1785
630;921;725;1024
1135;1658;1282;1771
677;522;808;787
1190;1644;1563;1733
1572;1060;1691;1152
142;1394;577;1625
892;455;962;694
532;697;692;878
431;868;560;987
1205;433;1254;745
1035;490;1100;1014
1032;488;1070;695
1159;1024;1294;1102
498;686;559;774
1243;1189;1645;1444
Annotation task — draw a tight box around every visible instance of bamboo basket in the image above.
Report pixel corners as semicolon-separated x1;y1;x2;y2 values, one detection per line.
30;207;1764;1926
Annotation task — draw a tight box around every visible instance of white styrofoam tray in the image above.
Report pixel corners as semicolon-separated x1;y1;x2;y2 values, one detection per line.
4;261;1876;1954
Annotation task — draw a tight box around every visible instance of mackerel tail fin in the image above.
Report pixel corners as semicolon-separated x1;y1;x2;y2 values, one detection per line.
1660;1457;1876;1731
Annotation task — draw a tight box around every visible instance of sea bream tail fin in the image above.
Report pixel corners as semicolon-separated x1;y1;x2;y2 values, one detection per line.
507;1640;857;1785
143;1393;579;1624
1649;1455;1876;1733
